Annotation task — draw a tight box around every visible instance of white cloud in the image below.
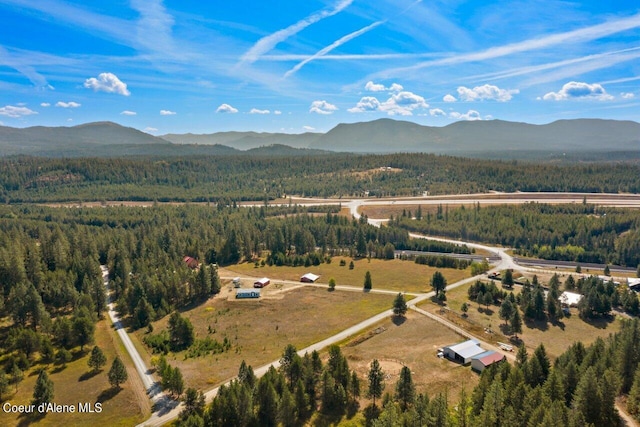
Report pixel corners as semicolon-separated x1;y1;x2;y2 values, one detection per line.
349;91;428;116
303;125;315;131
240;0;354;63
456;84;519;102
274;110;282;115
443;94;457;102
250;108;270;114
121;110;137;116
310;100;338;115
542;81;613;101
429;108;446;117
144;127;158;132
348;96;381;113
365;81;404;92
450;110;482;121
0;105;38;118
216;103;238;113
160;110;176;115
621;92;635;99
84;72;130;96
55;101;81;108
40;102;50;107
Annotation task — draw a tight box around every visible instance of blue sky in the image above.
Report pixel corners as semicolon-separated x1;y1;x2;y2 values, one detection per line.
0;0;639;134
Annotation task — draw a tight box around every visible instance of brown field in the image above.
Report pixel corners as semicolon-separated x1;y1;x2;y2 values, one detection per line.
222;256;471;294
132;287;395;391
341;311;480;404
423;277;622;359
0;320;149;427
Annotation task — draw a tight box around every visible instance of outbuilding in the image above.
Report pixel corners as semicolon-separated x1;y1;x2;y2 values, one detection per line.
471;350;506;372
254;277;270;288
300;273;320;283
443;339;485;364
236;289;260;299
559;291;583;307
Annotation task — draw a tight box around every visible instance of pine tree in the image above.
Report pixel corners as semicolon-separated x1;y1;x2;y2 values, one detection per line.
395;365;415;411
510;308;523;339
500;299;514;326
363;271;372;291
393;293;408;317
0;370;8;402
32;370;54;407
328;277;336;291
88;346;107;372
367;359;385;407
431;270;447;298
108;356;128;389
502;269;514;288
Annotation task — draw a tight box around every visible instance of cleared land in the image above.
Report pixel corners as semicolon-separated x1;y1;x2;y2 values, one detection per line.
132;287;395;391
421;277;622;359
222;256;471;294
0;320;149;427
342;311;480;404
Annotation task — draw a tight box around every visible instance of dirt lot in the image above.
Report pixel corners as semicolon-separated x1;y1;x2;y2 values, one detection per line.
132;287;394;391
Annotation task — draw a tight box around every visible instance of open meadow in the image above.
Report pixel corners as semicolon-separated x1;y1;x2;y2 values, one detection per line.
132;287;395;391
222;256;471;294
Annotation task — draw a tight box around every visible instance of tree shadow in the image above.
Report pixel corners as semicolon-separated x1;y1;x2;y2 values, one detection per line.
346;401;360;419
50;365;67;374
391;316;406;326
79;370;101;382
312;409;345;427
550;319;566;330
97;387;122;403
363;404;381;427
524;318;549;332
582;315;615;330
498;323;512;336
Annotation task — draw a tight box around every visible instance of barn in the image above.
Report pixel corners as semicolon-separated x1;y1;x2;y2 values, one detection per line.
443;339;485;364
254;277;270;288
236;289;260;299
183;256;199;269
471;350;506;372
300;273;320;283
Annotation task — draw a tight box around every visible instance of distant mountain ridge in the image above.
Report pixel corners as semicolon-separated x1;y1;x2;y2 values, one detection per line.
0;118;639;157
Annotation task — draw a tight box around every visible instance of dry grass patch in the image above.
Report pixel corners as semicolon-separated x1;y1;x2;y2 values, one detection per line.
223;257;471;294
0;320;148;427
341;311;479;405
133;287;394;391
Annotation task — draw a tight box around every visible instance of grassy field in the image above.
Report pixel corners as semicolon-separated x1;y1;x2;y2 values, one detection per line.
222;256;471;294
0;319;149;427
132;287;396;391
421;277;622;359
341;311;480;405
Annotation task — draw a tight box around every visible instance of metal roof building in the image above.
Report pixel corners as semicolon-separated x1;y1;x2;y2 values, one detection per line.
471;350;506;372
443;339;485;364
300;273;320;283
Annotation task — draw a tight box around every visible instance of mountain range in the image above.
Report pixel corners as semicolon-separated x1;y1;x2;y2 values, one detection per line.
1;118;639;158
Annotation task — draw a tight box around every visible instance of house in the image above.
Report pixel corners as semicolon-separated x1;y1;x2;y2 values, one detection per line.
471;351;506;372
559;291;583;307
300;273;320;283
254;277;270;288
183;256;199;269
443;339;485;364
236;289;260;299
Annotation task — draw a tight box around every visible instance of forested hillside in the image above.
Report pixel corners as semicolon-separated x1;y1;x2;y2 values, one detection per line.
2;154;640;203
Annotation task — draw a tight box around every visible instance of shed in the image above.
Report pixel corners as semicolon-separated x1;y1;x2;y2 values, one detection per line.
236;289;260;299
443;339;485;364
183;256;199;269
628;278;640;292
471;350;506;372
300;273;320;283
254;277;270;288
559;291;583;307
